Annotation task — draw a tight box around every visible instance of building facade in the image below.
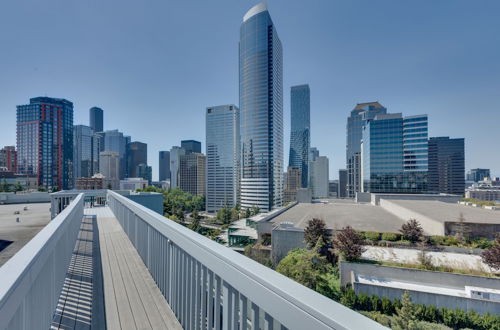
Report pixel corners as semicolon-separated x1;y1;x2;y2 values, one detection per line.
361;113;428;193
0;146;17;172
181;140;201;154
288;84;310;188
75;174;105;190
89;107;103;133
73;125;94;180
346;102;387;197
284;167;301;203
179;153;206;196
127;141;147;178
104;130;129;179
169;146;185;188
428;137;465;195
16;97;74;190
240;3;283;212
206;105;240;213
467;168;490;182
310;156;329;198
159;151;170;181
99;151;119;190
338;169;348;198
136;164;152;185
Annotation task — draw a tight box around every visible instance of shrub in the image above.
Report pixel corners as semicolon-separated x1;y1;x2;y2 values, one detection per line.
381;232;401;241
333;226;366;261
364;231;381;242
472;237;494;249
381;297;394;315
443;235;459;246
400;219;424;243
340;287;357;308
430;235;446;246
481;236;500;270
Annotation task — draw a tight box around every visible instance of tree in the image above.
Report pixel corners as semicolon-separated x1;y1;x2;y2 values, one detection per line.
400;219;424;243
216;206;232;224
188;216;202;233
276;248;335;296
304;218;329;249
481;236;500;270
392;291;422;330
250;206;260;216
332;226;365;261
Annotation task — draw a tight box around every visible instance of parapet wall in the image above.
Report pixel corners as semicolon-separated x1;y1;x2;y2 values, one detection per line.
0;192;51;204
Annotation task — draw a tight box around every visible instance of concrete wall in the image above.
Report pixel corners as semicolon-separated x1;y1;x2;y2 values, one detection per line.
0;192;51;204
340;262;500;315
371;194;461;206
445;222;500;240
378;198;445;235
355;192;371;203
271;227;305;264
126;193;163;215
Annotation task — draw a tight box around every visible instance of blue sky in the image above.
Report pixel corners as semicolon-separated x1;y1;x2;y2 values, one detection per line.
1;0;499;180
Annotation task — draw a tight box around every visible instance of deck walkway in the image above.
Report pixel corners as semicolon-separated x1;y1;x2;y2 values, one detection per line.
89;207;182;330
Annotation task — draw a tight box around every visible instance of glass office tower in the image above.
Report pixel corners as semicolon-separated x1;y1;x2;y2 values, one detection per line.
346;102;387;197
206;105;240;213
428;137;465;195
159;151;170;181
17;97;74;190
288;84;310;188
240;3;283;212
89;107;103;133
104;130;129;179
127;141;147;178
73;125;94;179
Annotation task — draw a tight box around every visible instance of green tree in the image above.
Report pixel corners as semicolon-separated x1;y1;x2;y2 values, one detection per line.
188;216;202;233
400;219;424;243
216;206;232;224
481;236;500;270
304;218;329;249
250;205;260;216
392;291;422;330
276;248;337;297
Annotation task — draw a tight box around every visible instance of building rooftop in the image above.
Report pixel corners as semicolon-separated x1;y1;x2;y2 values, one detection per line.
270;200;406;232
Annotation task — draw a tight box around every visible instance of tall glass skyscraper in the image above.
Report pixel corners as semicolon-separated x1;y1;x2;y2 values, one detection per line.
104;129;129;179
17;97;74;190
127;141;147;178
206;105;240;213
346;102;387;197
89;107;103;133
239;3;283;212
73;125;94;179
361;113;428;193
159;151;170;181
428;137;465;195
288;84;310;188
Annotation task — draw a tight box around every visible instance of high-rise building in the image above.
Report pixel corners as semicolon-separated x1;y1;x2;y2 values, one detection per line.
169;146;185;188
239;2;283;212
179;153;206;196
127;141;147;178
310;156;329;198
104;130;129;179
16;97;74;190
361;113;428;193
346;102;387;197
284;167;301;203
136;163;152;185
73;125;94;180
309;147;319;162
91;132;104;175
338;169;348;198
467;168;490;182
99;151;119;190
181;140;201;154
0;146;17;172
89;107;103;133
428;137;465;195
289;84;310;188
159;151;170;181
206;105;240;213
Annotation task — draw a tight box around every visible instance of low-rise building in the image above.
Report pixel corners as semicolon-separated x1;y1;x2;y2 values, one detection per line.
75;174;105;190
120;177;148;191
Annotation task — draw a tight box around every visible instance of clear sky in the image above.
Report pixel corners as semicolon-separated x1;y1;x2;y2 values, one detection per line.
1;0;499;180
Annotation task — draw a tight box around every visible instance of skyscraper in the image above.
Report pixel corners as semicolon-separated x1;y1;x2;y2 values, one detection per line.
361;113;428;193
338;169;348;198
289;85;310;188
104;130;128;179
89;107;103;133
310;156;329;198
99;151;119;190
240;3;283;212
206;105;240;213
284;167;301;203
179;153;206;196
73;125;94;179
181;140;201;154
428;137;465;195
127;141;147;178
467;168;490;182
159;151;170;181
136;163;152;185
169;146;185;188
0;146;17;172
346;102;387;197
16;97;74;190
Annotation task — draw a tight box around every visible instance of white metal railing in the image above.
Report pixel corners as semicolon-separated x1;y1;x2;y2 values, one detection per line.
107;190;385;330
0;194;84;330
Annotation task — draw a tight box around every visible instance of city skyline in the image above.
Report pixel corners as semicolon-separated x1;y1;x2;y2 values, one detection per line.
1;1;499;180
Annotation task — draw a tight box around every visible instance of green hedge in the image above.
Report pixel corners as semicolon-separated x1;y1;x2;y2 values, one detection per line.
381;232;401;241
341;288;500;330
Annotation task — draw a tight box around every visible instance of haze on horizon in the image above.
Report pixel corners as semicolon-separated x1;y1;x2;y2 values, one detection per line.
0;0;499;180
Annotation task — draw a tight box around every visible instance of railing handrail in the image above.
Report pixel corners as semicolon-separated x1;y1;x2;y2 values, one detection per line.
108;190;385;329
0;193;84;329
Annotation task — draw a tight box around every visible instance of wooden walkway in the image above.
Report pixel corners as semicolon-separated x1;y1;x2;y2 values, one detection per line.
89;207;182;330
